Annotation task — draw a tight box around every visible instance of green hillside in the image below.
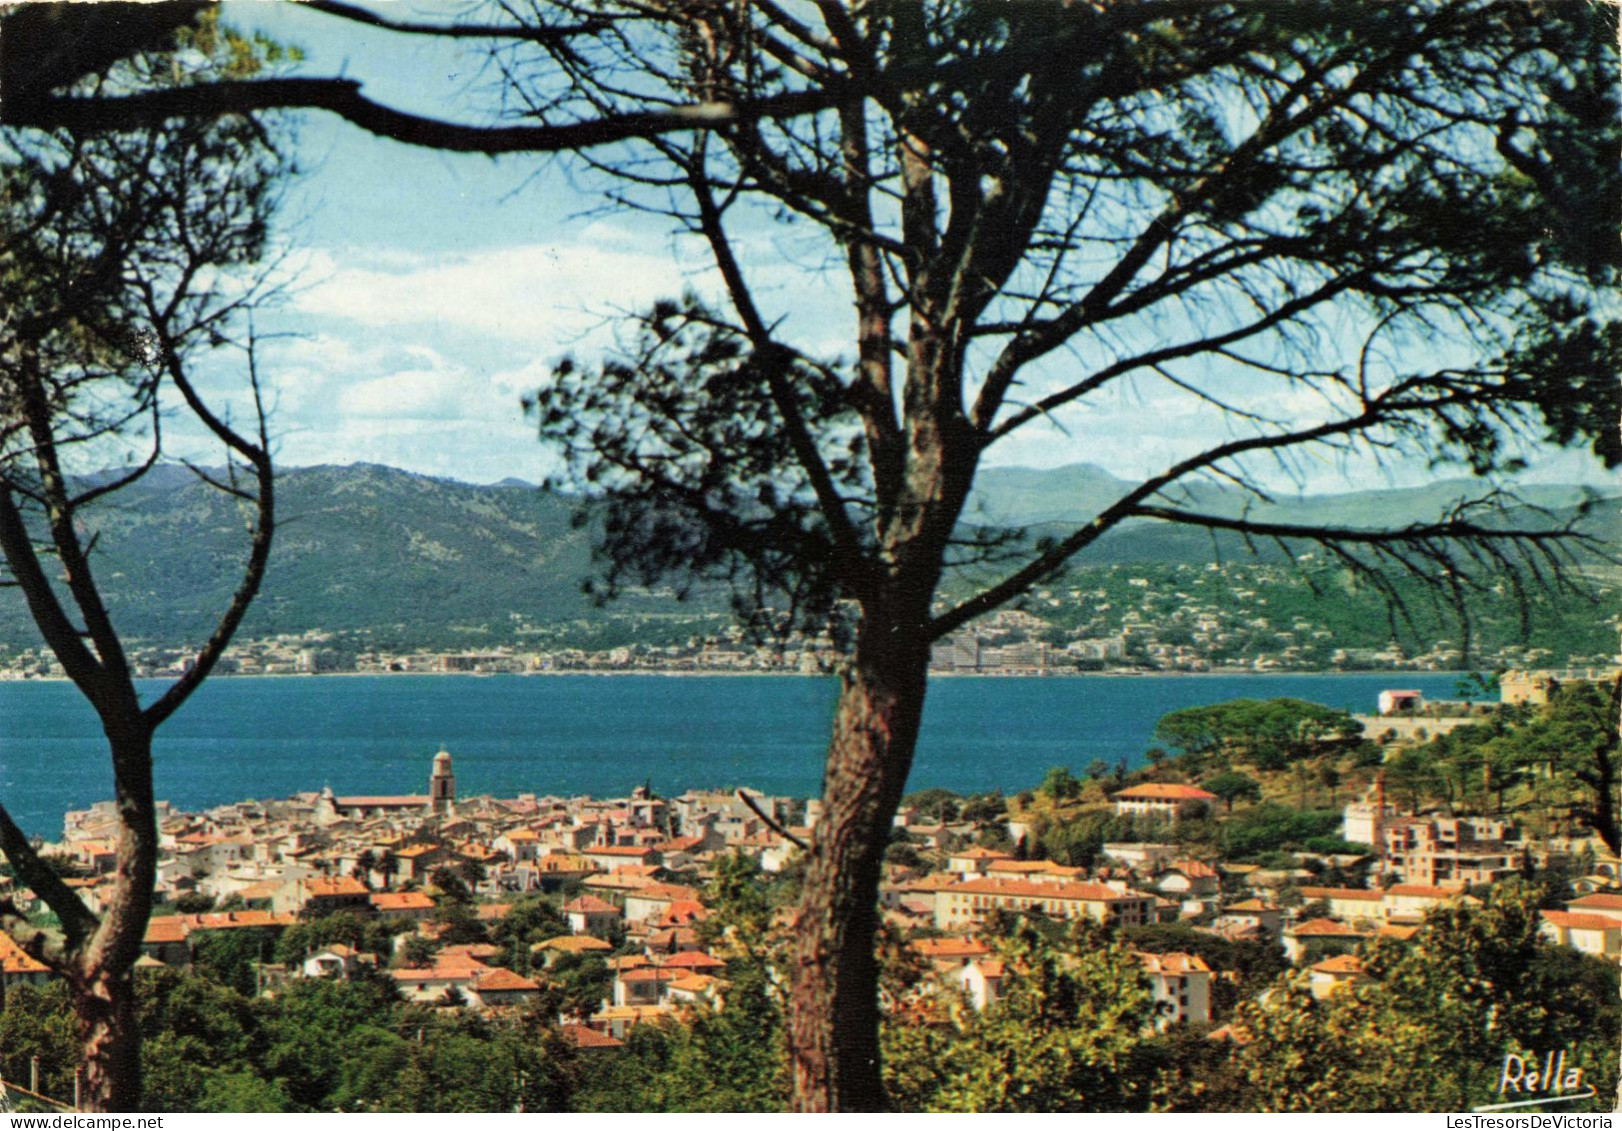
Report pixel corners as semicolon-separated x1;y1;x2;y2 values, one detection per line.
0;462;1612;660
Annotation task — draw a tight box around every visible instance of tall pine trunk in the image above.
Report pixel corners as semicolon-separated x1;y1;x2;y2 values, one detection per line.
788;610;930;1111
72;722;157;1111
71;968;140;1111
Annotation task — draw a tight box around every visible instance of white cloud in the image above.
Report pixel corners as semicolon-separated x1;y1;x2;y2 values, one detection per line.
289;235;713;348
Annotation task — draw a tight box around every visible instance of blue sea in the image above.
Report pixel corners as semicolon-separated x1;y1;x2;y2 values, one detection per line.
0;671;1468;837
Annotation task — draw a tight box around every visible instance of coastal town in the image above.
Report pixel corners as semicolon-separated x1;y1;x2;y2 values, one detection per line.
2;669;1617;1067
2;559;1610;683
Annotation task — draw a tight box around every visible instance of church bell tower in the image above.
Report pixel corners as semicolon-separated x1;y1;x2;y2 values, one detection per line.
429;746;456;817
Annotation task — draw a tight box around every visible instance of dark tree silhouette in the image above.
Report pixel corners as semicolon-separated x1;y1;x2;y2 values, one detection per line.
522;1;1621;1110
0;1;851;154
9;0;1620;1113
0;24;285;1110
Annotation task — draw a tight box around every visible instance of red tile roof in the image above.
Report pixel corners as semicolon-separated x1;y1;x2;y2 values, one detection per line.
1297;887;1383;902
560;1024;624;1049
144;917;190;944
1543;910;1621;931
0;932;49;976
910;936;992;960
538;935;613;953
949;877;1149;902
658;951;725;971
475;967;540;992
1138;951;1212;975
1115;783;1217;801
371;891;435;911
1569;892;1622;911
1310;954;1366;975
563;895;621;915
1288;917;1366;936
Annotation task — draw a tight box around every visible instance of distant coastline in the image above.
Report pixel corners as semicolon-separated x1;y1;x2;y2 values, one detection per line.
0;663;1491;688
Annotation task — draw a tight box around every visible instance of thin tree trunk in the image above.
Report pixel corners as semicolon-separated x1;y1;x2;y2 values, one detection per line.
789;618;929;1112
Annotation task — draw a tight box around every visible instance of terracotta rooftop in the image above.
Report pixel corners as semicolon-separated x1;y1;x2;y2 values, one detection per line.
560;1024;624;1050
0;931;49;976
1297;886;1383;902
948;877;1149;902
335;796;429;808
475;967;540;992
1114;783;1217;801
657;900;708;926
631;883;703;903
951;847;1014;861
144;917;190;945
1288;917;1366;937
658;951;726;971
1543;910;1621;931
1310;954;1366;975
370;891;436;911
563;895;621;915
1386;884;1464;898
537;935;614;953
1568;892;1622;911
910;936;992;960
1137;951;1212;975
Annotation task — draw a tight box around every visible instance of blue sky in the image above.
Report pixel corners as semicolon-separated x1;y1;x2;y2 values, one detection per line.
173;2;1611;497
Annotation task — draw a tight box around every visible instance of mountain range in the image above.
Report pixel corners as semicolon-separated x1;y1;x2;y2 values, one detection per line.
1;461;1613;653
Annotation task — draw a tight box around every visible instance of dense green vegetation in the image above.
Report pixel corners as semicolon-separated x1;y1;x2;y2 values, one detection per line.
3;882;1605;1112
1382;681;1621;849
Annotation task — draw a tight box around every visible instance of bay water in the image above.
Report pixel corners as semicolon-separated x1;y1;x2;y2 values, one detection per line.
0;671;1466;836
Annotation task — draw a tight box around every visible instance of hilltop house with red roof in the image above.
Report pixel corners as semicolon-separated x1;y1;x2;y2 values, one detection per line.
534;935;614;967
582;844;662;872
302;944;367;980
1297;885;1387;925
614;964;680;1007
391;953;489;1005
1308;954;1369;998
946;847;1013;876
1214;898;1282;937
471;966;541;1009
1112;783;1217;822
1283;918;1368;964
1565;892;1622;924
141;910;299;967
563;895;623;938
560;1023;624;1052
909;936;993;972
1541;910;1621;958
278;875;371;918
623;883;705;925
369;890;436;922
1138;951;1212;1028
934;877;1155;930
